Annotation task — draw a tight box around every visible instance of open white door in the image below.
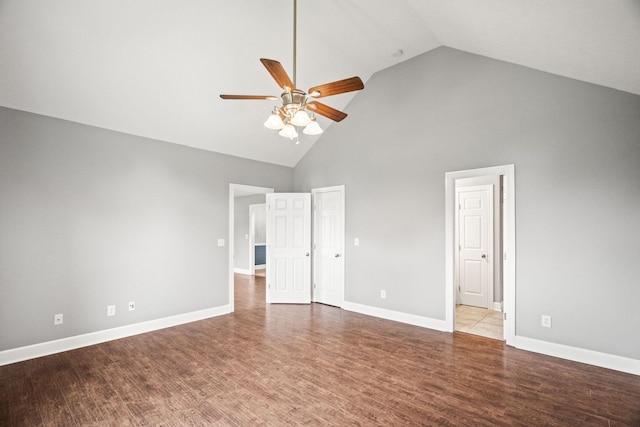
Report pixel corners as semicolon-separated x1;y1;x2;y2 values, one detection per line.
456;185;493;308
312;186;344;307
266;193;311;304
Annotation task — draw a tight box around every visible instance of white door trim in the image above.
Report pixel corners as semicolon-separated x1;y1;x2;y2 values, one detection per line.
445;165;516;345
311;185;346;307
228;184;274;312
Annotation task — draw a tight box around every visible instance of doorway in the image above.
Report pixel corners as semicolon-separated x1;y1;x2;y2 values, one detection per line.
229;184;346;310
445;165;516;345
228;184;274;311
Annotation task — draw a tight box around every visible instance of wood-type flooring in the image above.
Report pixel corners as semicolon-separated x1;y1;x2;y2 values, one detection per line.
1;273;639;426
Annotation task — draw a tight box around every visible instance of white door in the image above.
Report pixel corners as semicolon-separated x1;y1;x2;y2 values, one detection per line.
266;193;311;304
456;185;493;308
312;186;344;307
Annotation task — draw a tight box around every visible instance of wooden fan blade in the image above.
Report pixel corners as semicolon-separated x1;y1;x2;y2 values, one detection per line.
220;94;278;100
260;58;295;90
306;101;347;122
308;76;364;98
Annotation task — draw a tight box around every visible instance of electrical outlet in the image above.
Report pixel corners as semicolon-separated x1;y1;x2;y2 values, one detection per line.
107;305;116;316
541;315;552;328
354;238;360;246
128;301;136;311
380;290;386;299
217;239;225;247
54;313;63;326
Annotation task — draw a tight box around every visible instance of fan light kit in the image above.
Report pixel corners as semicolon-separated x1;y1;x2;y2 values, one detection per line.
220;0;364;143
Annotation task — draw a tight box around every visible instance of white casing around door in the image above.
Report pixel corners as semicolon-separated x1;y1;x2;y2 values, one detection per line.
266;193;311;304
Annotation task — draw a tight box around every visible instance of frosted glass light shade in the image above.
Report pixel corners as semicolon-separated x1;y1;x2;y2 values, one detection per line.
290;110;311;126
278;124;298;138
264;113;284;130
303;120;323;135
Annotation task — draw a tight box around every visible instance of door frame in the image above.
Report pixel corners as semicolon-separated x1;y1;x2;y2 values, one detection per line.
455;184;494;309
228;184;274;312
445;165;516;345
311;185;345;307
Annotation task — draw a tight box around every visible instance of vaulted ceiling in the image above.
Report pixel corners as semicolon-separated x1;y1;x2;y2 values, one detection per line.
1;0;638;167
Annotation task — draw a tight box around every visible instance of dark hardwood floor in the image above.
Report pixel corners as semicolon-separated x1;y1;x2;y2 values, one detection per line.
2;274;639;426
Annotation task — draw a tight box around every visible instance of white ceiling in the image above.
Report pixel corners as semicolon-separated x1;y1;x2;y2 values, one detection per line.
1;0;638;167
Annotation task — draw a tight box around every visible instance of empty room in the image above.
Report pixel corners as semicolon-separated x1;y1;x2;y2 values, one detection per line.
1;1;640;425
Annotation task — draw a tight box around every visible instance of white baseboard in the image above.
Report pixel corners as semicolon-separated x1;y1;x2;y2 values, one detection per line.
6;302;636;377
233;268;252;275
255;265;266;270
0;305;231;366
343;301;639;376
492;301;503;311
515;336;640;376
343;301;448;331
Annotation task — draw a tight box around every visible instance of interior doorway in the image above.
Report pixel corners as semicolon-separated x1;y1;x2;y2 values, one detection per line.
230;185;346;311
445;165;516;345
455;178;501;340
228;184;274;312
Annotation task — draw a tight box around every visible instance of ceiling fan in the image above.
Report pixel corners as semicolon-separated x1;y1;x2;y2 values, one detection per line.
219;0;364;140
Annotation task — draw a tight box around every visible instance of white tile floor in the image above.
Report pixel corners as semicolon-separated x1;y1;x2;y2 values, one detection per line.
455;304;504;341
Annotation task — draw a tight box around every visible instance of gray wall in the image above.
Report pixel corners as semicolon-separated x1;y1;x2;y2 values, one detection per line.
0;107;292;351
293;47;640;360
253;204;266;245
233;194;266;271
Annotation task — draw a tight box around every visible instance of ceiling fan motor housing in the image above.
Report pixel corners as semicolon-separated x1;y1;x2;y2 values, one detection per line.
281;89;307;117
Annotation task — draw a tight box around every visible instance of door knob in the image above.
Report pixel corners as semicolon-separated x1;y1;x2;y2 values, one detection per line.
306;253;310;257
481;254;487;259
335;253;341;258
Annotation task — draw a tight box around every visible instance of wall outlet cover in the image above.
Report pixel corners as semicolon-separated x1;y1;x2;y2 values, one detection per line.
541;315;552;328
